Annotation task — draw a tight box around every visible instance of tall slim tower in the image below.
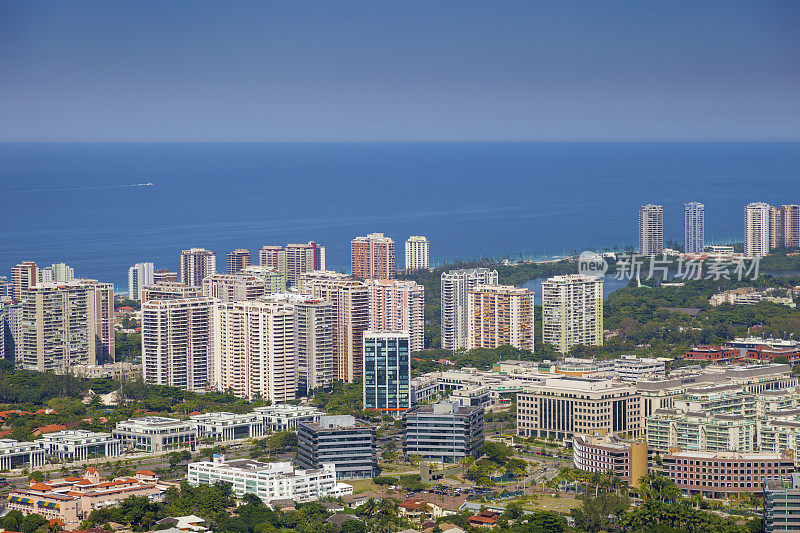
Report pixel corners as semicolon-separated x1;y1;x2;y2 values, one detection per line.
542;274;604;354
226;249;252;274
351;233;395;280
683;202;704;253
404;236;430;271
39;263;75;284
744;202;771;257
80;279;116;364
11;261;38;300
128;262;155;301
440;268;499;351
179;248;217;286
638;204;664;255
780;205;800;249
363;331;411;414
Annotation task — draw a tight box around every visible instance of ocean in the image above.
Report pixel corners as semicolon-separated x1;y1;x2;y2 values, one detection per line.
1;142;798;291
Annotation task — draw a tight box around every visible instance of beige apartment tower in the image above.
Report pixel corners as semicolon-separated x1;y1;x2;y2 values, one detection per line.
226;249;252;274
201;273;266;302
365;279;425;352
258;242;324;287
180;248;217;286
80;279;116;363
141;282;201;302
440;268;499;351
404;236;429;272
142;297;215;391
542;274;604;353
744;202;771;257
638;204;663;255
467;285;534;352
780;205;800;248
212;300;296;402
305;279;369;383
351;233;395;280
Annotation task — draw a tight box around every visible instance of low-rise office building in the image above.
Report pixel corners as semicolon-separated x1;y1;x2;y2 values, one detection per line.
403;403;484;464
764;474;800;533
190;412;265;442
664;449;794;498
253;404;324;432
613;355;666;381
297;415;378;480
572;433;648;486
113;417;197;453
37;430;122;461
188;455;352;505
0;439;46;469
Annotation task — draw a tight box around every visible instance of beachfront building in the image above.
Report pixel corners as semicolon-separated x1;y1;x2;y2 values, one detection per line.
638;204;664;255
141;297;215;391
351;233;395;280
0;439;46;469
37;430;122;460
363;331;411;414
141;281;202;302
440;268;499;351
542;274;603;354
297;415;378;480
683;202;704;254
262;293;334;394
39;263;75;284
188;455;352;504
189;412;265;442
516;378;643;442
253;404;324;432
112;416;197;453
227;249;251;274
467;285;535;352
403;403;484;464
211;300;296;402
745;202;772;257
405;236;429;271
201;272;266;302
128;262;155;301
305;279;369;383
365;279;425;352
258;242;325;287
179;248;217;286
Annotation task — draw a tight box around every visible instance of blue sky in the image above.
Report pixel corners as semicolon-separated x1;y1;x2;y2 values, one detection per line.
1;1;799;141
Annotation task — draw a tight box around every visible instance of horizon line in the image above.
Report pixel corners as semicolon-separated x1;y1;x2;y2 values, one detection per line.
1;138;800;144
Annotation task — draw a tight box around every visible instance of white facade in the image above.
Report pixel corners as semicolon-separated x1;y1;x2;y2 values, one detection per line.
39;263;75;284
745;202;771;257
638;204;664;255
0;439;46;469
365;279;425;352
187;455;352;504
180;248;217;287
440;268;498;351
404;236;429;271
542;274;604;354
212;300;296;402
112;416;196;452
190;412;265;441
128;262;155;301
142;297;216;392
613;355;666;381
683;202;704;254
37;430;122;460
253;404;324;432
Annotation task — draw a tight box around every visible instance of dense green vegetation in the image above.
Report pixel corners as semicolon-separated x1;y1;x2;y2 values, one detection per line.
115;330;142;361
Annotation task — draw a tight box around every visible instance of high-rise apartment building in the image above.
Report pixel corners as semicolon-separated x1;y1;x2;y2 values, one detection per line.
142;297;215;391
258;242;325;287
80;279;115;363
363;331;411;414
20;281;96;372
201;273;266;302
350;233;395;280
0;277;10;299
212;300;296;402
179;248;217;286
779;205;800;249
1;298;23;361
770;205;781;250
11;261;39;300
638;204;664;255
467;285;534;352
226;249;251;274
542;274;604;353
404;236;429;271
365;279;425;352
242;266;286;293
306;279;369;383
128;262;155;301
262;293;334;395
745;202;772;257
295;270;351;293
440;268;499;351
39;263;75;284
153;270;178;283
683;202;704;253
141;282;201;302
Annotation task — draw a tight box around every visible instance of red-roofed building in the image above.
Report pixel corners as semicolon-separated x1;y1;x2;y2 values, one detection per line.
33;424;68;436
468;510;501;529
